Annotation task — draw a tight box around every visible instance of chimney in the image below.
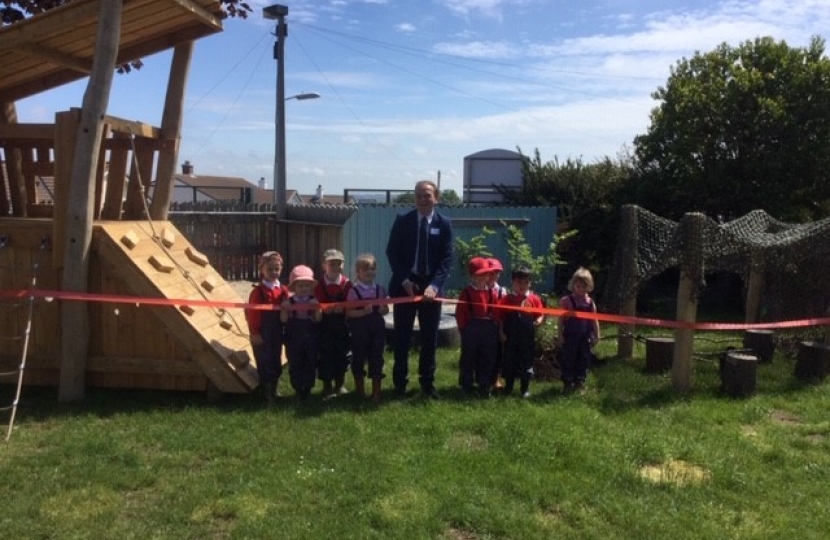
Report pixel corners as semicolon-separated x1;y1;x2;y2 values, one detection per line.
316;184;323;199
182;160;194;175
259;177;266;189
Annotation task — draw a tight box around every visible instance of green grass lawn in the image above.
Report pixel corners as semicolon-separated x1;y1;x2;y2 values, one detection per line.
2;328;829;540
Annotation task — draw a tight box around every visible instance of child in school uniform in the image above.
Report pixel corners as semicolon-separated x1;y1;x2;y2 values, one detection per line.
281;265;323;400
486;257;507;390
245;251;289;406
497;267;545;398
455;256;499;398
345;254;389;404
556;267;601;393
315;249;353;398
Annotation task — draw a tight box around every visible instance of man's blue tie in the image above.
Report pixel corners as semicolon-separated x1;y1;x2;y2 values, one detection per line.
417;217;428;275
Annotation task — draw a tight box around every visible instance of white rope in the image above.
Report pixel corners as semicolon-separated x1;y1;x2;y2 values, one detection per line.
3;240;45;442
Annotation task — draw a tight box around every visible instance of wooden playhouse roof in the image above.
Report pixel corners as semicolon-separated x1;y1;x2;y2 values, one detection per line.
0;0;224;103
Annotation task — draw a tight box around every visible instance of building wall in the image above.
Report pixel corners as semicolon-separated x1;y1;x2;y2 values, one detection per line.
463;149;525;205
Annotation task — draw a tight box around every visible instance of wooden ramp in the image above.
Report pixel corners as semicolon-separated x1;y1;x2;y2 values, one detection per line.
92;221;258;393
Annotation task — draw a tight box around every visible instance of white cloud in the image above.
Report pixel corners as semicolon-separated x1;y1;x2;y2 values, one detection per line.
395;22;417;33
433;40;519;59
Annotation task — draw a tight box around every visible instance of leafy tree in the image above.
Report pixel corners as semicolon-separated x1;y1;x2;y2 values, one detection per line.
503;148;634;295
439;189;461;206
634;36;830;221
454;227;494;276
392;189;460;206
502;221;576;286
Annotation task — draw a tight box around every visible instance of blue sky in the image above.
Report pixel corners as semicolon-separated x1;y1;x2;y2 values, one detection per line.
15;0;830;199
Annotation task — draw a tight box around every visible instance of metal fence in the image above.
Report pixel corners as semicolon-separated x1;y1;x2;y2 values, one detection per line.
169;203;558;292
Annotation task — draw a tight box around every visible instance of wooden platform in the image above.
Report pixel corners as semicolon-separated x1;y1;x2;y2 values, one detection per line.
92;220;258;393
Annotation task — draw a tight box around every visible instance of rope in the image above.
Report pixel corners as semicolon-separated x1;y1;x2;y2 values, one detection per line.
3;239;45;442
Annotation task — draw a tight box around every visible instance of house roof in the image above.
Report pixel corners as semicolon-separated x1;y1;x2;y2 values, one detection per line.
0;0;224;103
175;174;269;203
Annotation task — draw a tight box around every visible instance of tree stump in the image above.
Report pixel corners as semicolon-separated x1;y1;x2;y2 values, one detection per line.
720;352;757;398
743;329;775;363
645;337;674;373
794;341;830;381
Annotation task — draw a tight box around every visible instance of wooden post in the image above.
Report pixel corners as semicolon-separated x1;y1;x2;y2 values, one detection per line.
1;102;27;216
720;351;757;397
59;0;123;402
672;213;705;392
53;110;80;270
149;41;194;220
745;252;764;323
795;341;830;381
645;337;674;372
743;329;775;363
100;131;129;220
617;205;638;359
122;136;155;219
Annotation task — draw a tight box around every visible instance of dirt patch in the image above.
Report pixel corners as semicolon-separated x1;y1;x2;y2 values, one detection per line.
442;527;480;540
639;459;711;486
445;431;489;452
770;410;802;425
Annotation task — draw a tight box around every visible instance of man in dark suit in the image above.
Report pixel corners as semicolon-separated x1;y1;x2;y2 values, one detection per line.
386;180;454;398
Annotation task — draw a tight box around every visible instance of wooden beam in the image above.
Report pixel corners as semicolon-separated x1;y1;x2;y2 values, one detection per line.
166;0;223;29
150;41;193;219
102;116;161;139
13;41;93;74
0;123;54;140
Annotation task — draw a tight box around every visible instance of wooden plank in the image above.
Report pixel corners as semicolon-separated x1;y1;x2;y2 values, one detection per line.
0;123;54;140
93;132;110;219
16;41;93;74
100;134;130;219
52;109;79;269
104;116;161;139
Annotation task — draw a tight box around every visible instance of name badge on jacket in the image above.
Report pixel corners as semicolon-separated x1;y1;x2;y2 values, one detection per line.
430;228;440;235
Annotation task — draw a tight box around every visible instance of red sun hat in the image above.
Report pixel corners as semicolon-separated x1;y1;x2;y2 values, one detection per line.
487;257;503;272
468;256;492;276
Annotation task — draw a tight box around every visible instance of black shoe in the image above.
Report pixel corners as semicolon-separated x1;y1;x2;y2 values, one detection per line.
422;387;440;399
394;386;408;399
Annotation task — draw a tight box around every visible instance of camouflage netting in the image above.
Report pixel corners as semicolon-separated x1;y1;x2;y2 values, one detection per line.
603;205;830;321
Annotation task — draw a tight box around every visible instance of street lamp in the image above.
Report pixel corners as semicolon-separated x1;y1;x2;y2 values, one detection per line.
264;5;323;216
264;4;288;217
287;92;320;101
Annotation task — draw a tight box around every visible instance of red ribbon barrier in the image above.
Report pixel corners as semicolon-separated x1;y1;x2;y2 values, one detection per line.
1;288;828;330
